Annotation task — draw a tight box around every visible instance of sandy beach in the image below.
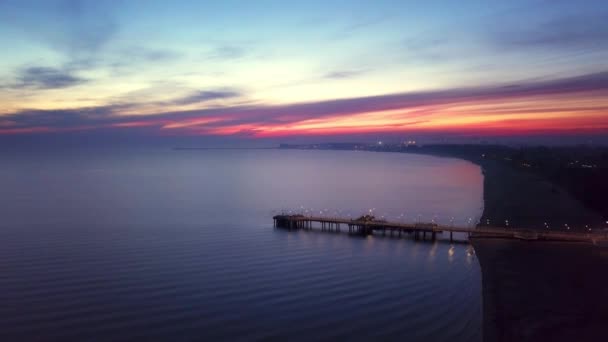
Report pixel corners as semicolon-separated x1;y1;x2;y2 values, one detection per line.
477;159;604;230
469;158;607;341
472;238;608;341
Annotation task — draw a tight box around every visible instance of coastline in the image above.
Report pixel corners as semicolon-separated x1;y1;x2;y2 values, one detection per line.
278;145;608;341
404;149;608;341
279;145;604;229
389;148;604;230
476;158;603;230
470;158;607;341
471;238;608;342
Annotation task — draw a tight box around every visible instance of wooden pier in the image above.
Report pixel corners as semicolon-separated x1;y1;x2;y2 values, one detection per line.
273;214;608;244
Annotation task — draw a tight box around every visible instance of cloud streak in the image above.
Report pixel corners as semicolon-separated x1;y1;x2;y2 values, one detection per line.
492;11;608;51
323;70;367;80
0;0;120;55
171;89;243;106
15;67;87;89
2;71;608;137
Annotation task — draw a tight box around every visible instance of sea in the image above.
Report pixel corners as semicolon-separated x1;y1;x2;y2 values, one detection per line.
0;148;485;341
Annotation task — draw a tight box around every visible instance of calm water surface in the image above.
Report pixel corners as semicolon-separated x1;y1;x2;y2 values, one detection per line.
0;149;484;341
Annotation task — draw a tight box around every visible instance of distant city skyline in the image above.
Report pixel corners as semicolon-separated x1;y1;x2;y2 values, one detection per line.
1;0;608;143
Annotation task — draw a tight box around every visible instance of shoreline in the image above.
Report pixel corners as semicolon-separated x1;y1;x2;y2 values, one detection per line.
471;238;608;342
279;145;604;230
400;148;608;341
375;147;604;230
471;157;602;230
279;145;608;341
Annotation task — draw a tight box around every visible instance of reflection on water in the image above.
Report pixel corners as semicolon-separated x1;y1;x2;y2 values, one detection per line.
0;149;484;341
448;246;456;263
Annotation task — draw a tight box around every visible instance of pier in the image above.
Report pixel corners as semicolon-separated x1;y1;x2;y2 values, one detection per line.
273;214;608;244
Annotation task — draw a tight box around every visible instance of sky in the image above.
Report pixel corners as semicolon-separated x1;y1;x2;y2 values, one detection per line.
1;0;608;145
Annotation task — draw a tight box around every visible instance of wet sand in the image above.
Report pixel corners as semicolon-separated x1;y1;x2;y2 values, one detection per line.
472;238;608;342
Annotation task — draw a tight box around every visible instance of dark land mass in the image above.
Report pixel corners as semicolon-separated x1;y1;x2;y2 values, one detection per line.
279;142;608;341
472;239;608;342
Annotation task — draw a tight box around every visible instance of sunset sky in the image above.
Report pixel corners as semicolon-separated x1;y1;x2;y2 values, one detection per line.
1;0;608;143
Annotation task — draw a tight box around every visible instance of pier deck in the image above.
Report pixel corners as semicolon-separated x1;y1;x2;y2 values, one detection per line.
273;214;608;244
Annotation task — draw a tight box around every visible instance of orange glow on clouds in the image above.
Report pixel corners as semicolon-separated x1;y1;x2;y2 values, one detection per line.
2;75;608;138
241;94;608;137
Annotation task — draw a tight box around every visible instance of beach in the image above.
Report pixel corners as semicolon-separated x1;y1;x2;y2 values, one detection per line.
466;157;607;341
476;159;604;230
472;238;608;341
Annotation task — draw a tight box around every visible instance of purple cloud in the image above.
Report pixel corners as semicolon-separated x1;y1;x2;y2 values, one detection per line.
2;70;608;134
15;67;87;89
171;89;243;106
